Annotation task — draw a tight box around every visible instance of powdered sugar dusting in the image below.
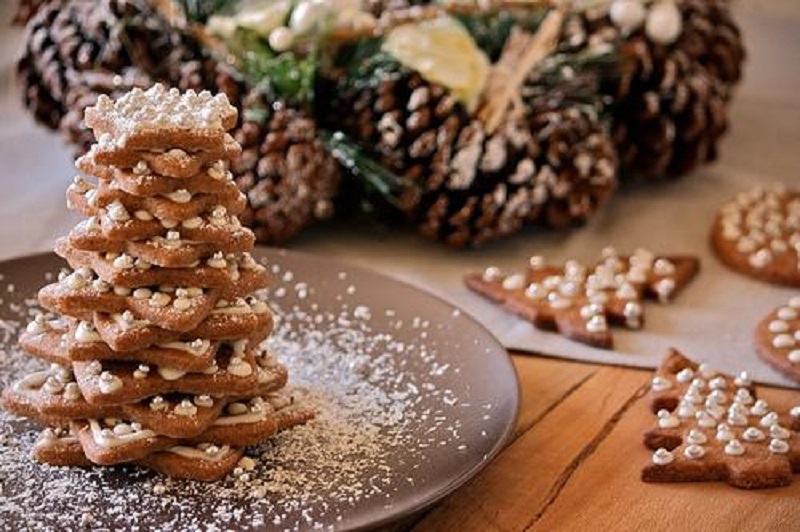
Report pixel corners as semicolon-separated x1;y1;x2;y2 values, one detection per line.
0;253;516;530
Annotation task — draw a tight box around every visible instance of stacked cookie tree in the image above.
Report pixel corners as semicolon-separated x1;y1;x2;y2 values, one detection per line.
2;84;311;481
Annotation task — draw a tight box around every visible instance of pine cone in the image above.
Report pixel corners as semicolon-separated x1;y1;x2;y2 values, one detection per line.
16;0;207;128
234;97;342;244
12;0;48;25
565;0;744;180
327;68;617;247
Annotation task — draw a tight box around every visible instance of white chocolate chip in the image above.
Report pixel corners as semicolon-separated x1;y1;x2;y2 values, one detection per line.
770;424;791;440
675;368;694;383
501;274;525;291
772;334;795;349
182;216;203;229
768;319;789;333
173;297;192;310
715;424;734;442
107;201;130;222
695;411;717;428
683;444;705;460
686;429;708;445
113;254;134;270
748;248;773;269
769;438;790;454
657;409;680;429
724;439;745;456
585;315;607;333
759;412;779;427
750;399;770;416
742;427;766;442
650;376;672;393
134;210;154;221
165;189;192;203
652;448;674;465
98;371;123;394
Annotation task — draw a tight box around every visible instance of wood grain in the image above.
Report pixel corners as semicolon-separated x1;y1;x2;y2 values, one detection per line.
406;355;800;531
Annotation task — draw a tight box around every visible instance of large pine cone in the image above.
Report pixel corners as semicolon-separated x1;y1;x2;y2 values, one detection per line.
565;0;745;180
327;68;617;247
17;0;342;245
234;97;342;244
12;0;48;25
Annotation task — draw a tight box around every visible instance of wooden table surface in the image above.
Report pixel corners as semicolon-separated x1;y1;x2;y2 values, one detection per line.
398;354;800;531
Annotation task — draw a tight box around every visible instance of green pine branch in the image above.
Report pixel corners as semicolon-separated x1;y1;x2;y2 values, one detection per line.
320;130;415;211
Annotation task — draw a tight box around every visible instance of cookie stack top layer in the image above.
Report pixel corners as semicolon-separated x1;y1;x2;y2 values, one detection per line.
3;84;312;481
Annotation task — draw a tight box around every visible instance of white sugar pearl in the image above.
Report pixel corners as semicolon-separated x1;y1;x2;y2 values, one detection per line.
289;0;324;34
269;26;295;52
609;0;647;32
651;376;672;392
482;266;502;282
586;315;607;333
501;274;525;291
645;0;682;45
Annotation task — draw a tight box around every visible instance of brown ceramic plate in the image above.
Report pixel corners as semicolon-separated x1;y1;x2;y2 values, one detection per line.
0;248;519;530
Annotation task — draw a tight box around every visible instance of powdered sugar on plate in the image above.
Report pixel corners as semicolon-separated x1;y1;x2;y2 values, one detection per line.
0;251;518;530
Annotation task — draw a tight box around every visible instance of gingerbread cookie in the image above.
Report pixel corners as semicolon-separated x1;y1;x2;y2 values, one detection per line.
21;322;221;372
84;85;238;151
711;184;800;287
67;175;247;223
55;239;265;290
80;142;241;179
465;248;699;348
75;157;235;197
642;349;800;489
38;266;267;333
755;296;800;383
2;86;311;482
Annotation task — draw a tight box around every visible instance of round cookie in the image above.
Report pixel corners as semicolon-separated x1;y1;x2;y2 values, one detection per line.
711;184;800;287
755;296;800;383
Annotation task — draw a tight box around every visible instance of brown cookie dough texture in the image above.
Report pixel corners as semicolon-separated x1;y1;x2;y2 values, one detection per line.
465;248;699;348
642;349;800;489
1;85;312;481
711;184;800;286
755;296;800;384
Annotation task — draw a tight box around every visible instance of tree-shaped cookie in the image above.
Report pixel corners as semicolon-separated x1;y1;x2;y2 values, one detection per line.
642;349;800;489
2;85;311;480
465;248;699;348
